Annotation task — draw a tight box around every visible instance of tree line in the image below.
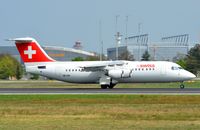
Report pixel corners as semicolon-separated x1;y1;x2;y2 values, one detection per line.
0;44;200;80
176;44;200;75
0;54;23;80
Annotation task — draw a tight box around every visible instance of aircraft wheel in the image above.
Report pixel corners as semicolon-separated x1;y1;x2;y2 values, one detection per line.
108;84;116;89
108;85;114;89
101;85;108;89
180;84;185;89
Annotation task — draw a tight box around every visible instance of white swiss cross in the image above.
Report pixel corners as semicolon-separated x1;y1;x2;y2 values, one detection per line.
24;46;36;59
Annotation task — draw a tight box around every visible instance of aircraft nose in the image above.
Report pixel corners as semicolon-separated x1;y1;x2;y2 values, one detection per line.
187;72;196;79
183;71;196;80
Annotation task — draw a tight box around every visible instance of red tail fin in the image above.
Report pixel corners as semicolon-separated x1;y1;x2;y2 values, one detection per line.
10;37;55;63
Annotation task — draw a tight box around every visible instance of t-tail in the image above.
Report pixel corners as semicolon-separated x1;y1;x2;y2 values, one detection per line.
8;37;55;64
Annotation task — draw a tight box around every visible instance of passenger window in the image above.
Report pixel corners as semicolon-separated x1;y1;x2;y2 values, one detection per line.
38;66;46;69
116;64;123;66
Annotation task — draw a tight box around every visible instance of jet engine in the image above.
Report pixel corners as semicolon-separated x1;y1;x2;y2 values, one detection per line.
108;69;132;79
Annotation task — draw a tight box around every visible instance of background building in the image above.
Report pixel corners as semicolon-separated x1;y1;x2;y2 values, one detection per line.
148;43;190;61
0;45;95;63
107;46;127;60
107;34;195;61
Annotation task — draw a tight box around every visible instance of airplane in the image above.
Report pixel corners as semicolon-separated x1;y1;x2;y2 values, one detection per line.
8;37;196;89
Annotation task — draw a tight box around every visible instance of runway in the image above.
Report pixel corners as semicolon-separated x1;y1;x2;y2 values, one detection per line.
0;88;200;94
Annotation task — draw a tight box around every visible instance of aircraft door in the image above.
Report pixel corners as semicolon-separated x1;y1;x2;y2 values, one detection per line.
55;66;67;80
160;63;166;75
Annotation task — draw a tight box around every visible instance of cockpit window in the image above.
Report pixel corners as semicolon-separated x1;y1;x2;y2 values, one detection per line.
171;66;182;70
116;64;123;66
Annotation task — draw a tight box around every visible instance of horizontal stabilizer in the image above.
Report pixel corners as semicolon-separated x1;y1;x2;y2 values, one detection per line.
6;37;33;43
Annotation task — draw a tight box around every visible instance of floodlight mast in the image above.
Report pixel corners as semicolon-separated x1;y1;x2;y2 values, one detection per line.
115;15;120;60
99;20;103;61
115;32;122;60
138;22;142;61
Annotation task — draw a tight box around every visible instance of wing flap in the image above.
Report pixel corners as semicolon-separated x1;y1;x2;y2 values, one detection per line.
80;61;124;71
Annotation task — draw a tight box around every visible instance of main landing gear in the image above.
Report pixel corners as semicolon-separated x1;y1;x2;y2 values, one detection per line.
101;85;108;89
99;76;117;89
101;83;116;89
180;82;185;89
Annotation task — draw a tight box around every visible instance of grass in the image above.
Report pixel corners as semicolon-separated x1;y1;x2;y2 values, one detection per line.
0;81;200;129
0;80;199;88
0;95;200;129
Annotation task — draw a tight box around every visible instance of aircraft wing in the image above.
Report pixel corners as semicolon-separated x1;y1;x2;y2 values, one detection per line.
80;61;124;71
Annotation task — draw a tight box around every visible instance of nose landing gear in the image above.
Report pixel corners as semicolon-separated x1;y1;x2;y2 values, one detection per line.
99;76;117;89
180;82;185;89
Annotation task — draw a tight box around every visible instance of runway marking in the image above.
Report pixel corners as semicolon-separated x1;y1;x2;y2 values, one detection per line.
0;88;200;95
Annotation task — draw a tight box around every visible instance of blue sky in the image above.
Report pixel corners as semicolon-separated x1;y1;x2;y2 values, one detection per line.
0;0;200;53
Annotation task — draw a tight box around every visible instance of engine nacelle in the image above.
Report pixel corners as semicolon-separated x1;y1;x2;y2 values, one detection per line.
108;69;132;79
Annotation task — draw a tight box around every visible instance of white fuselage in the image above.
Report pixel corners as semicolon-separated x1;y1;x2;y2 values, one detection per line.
25;61;195;84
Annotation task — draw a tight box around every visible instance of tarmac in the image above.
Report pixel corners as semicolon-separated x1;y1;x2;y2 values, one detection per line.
0;88;200;95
